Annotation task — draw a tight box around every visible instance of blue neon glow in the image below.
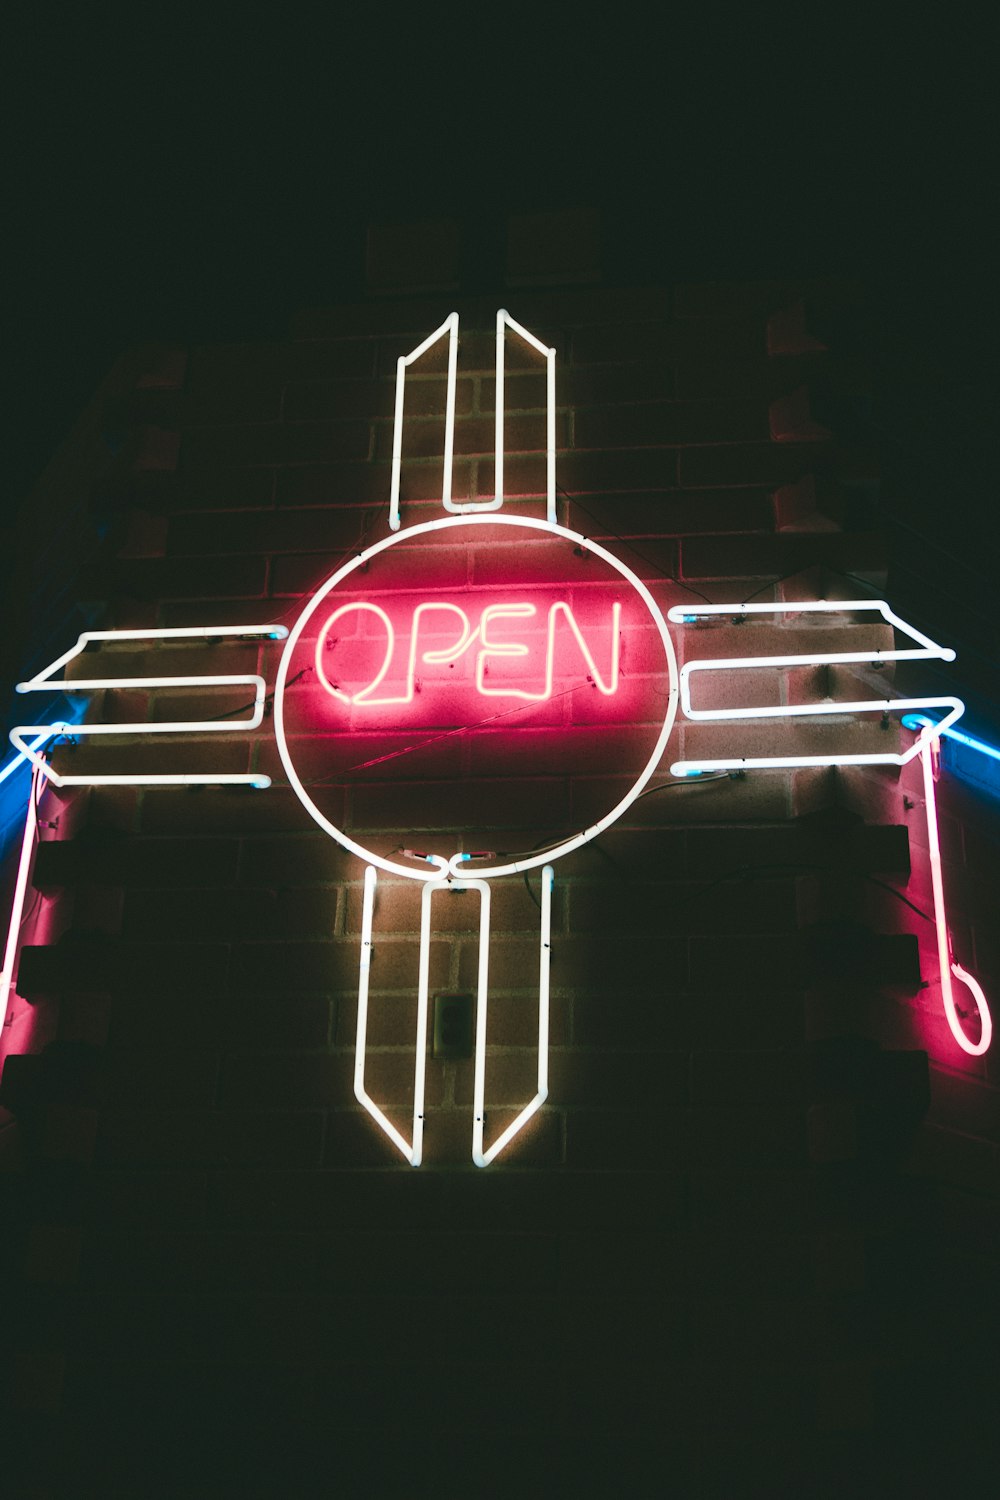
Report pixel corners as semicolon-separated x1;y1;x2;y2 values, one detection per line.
903;713;1000;801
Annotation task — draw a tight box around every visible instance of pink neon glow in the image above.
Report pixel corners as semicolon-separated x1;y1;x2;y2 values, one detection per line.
919;732;992;1056
315;598;621;706
273;512;679;886
0;764;42;1035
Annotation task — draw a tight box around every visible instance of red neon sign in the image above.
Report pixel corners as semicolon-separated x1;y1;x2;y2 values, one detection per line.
314;598;622;705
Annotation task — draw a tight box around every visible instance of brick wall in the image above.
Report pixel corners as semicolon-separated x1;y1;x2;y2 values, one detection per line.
3;278;998;1497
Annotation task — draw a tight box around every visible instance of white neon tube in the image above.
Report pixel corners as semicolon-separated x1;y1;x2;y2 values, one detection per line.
11;625;286;789
463;877;493;1168
410;873;449;1167
0;764;42;1033
390;313;460;530
353;859;449;1165
315;601;476;706
473;864;553;1168
494;309;505;516
388;308;557;528
667;599;956;658
390;356;407;532
315;598;620;707
918;732;992;1057
273;512;679;884
15;623;288;692
502;309;553;359
546;344;557;524
490;309;557;521
353;865;421;1162
475;601;621;701
668;599;964;774
437;312;503;516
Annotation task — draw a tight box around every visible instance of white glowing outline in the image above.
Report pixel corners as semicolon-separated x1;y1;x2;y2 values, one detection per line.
0;733;49;789
388;310;556;532
273;513;678;883
390;312;459;531
314;597;621;705
475;600;621;701
473;864;553;1167
495;309;558;525
354;861;553;1167
10;625;287;789
917;730;992;1056
0;762;43;1033
903;713;1000;766
294;301;666;1169
666;600;964;773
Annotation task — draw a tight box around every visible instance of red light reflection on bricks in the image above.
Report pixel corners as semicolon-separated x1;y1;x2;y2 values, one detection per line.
276;527;674;857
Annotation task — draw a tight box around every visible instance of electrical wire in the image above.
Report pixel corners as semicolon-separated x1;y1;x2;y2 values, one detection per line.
740;566;882;607
557;485;715;604
632;772;732;804
519;770;733;906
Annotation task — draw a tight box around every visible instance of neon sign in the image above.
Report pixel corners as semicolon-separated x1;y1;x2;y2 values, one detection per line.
1;308;992;1166
664;601;991;1056
315;598;622;705
914;727;992;1056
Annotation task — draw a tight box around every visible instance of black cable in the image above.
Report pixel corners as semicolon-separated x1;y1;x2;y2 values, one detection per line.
262;500;392;634
651;859;935;924
556;485;714;604
740;567;882;608
301;681;587;786
17;764;47;934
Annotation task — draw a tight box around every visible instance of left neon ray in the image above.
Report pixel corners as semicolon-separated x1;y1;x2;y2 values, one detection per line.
11;624;288;788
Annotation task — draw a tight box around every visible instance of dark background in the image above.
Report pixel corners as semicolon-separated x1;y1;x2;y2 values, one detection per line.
8;12;996;505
